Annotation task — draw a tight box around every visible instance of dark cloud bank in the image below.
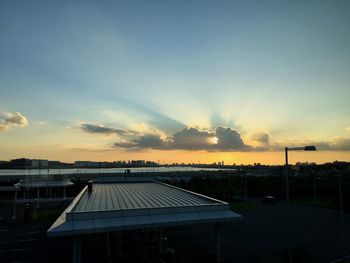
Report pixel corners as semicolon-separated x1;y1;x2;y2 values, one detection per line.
80;123;350;152
82;123;253;151
114;126;251;151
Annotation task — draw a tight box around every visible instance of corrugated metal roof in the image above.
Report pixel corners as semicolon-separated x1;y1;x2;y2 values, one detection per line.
47;181;242;237
73;182;216;212
15;180;73;188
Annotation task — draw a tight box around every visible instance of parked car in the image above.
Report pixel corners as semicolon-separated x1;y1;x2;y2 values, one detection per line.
261;195;276;204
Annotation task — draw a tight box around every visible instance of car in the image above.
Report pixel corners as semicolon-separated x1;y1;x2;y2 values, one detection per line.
261;195;276;204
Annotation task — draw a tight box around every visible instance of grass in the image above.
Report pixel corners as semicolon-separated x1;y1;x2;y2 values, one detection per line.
229;202;257;212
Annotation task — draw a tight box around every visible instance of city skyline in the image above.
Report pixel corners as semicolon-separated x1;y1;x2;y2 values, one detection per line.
1;1;350;164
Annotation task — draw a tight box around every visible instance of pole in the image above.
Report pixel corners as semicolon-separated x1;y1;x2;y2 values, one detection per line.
244;173;248;208
117;232;122;258
72;237;82;263
106;233;111;263
285;147;292;263
285;147;289;204
313;171;317;201
12;190;17;220
215;223;222;262
338;173;343;216
36;188;40;208
159;228;164;253
338;172;344;257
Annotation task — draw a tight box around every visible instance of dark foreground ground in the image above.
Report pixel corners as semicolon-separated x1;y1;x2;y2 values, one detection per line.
0;201;349;263
166;202;350;263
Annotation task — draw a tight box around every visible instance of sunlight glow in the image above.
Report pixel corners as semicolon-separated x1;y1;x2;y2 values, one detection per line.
208;137;218;144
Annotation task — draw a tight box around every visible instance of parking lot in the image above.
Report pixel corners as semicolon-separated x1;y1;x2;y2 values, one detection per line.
165;201;350;263
0;201;349;263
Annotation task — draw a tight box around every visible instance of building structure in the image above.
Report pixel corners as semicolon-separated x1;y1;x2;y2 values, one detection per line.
9;158;48;168
48;180;242;263
12;179;74;219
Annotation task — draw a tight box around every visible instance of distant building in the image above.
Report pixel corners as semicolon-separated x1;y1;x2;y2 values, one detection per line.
73;160;158;168
31;159;48;167
10;158;32;168
130;160;145;166
74;161;96;168
10;158;48;168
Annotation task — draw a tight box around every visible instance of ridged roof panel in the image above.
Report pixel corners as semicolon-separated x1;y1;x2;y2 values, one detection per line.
73;182;217;212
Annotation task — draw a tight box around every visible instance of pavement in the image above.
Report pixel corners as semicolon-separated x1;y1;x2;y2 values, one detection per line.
0;201;349;263
165;201;350;263
0;222;72;263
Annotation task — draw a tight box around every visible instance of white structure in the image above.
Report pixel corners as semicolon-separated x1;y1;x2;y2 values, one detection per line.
13;179;74;219
48;180;242;262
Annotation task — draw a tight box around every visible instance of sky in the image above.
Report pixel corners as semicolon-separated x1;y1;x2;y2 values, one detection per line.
1;0;350;164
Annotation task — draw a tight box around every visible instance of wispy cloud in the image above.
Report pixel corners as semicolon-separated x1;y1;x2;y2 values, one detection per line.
250;131;271;150
313;137;350;151
0;112;28;132
80;123;128;135
270;137;350;152
118;99;185;134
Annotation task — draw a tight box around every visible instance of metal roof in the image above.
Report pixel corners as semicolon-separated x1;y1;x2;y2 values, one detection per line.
47;181;242;237
73;182;218;212
15;180;73;189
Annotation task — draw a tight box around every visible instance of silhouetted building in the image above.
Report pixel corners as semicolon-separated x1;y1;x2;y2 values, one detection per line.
10;158;48;168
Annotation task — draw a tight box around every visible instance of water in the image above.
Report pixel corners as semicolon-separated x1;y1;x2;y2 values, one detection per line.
0;166;233;176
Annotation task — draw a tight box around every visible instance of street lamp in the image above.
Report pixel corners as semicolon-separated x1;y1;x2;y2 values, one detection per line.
285;145;316;203
284;145;316;263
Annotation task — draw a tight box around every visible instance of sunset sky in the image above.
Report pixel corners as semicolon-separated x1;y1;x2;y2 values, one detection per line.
1;0;350;164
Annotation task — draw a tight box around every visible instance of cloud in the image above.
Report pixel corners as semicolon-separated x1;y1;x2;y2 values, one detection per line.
250;131;271;150
346;127;350;132
172;127;215;150
80;121;350;152
270;137;350;152
81;123;127;135
114;126;251;151
115;134;166;149
316;137;350;151
214;126;248;150
0;112;28;132
251;132;270;144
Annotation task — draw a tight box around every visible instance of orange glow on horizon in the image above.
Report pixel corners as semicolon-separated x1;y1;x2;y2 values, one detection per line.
1;145;349;165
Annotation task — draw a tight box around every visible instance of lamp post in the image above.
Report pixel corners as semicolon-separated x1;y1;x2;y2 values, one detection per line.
284;145;316;263
284;146;316;204
334;168;345;257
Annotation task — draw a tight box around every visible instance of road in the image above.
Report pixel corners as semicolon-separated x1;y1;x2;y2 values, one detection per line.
166;202;350;263
0;202;349;263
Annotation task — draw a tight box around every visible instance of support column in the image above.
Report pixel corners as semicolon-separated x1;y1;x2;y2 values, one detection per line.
63;187;66;199
36;188;40;208
12;190;17;220
215;223;222;263
116;232;122;258
106;233;111;263
159;228;164;253
72;237;82;263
